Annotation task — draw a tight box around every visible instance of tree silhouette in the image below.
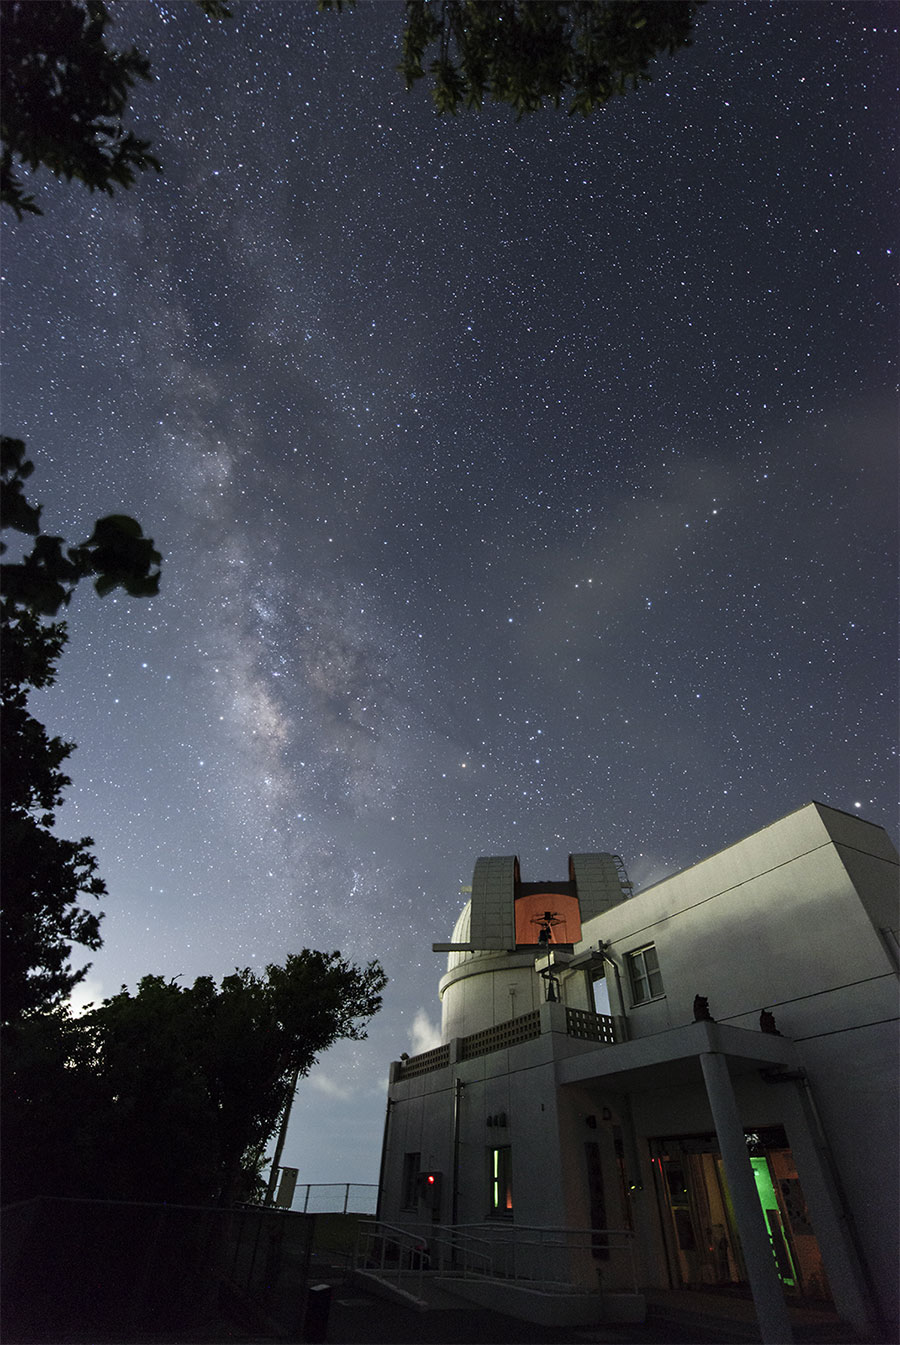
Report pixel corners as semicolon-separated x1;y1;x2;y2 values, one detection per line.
3;953;387;1205
0;441;161;1025
1;0;229;218
324;0;704;117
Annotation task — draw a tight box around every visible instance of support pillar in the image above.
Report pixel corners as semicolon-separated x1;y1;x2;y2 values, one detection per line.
700;1052;794;1345
779;1079;877;1336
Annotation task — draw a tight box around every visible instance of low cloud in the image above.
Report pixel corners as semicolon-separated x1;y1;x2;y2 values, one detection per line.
308;1070;355;1101
410;1008;442;1055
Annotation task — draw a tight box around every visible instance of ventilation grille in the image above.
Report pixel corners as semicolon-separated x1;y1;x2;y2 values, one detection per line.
398;1043;450;1077
459;1010;542;1061
397;1005;617;1078
565;1007;617;1044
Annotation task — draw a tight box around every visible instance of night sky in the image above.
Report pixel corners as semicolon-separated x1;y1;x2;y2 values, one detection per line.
2;1;897;1193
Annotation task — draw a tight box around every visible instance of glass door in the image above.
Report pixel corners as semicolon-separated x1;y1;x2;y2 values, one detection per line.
652;1133;831;1303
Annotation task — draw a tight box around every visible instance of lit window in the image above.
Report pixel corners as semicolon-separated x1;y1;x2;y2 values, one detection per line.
489;1146;513;1216
628;944;664;1003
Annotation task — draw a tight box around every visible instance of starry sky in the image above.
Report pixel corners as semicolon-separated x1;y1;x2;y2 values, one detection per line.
2;1;897;1195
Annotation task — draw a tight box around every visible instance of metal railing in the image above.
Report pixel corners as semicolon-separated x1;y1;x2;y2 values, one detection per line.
354;1219;434;1303
296;1182;379;1214
355;1219;637;1298
441;1222;638;1293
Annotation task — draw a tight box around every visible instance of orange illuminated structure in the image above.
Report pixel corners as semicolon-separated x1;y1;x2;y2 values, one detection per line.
514;891;581;946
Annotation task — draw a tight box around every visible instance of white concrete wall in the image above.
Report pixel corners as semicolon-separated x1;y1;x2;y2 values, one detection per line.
571;802;899;1330
577;803;898;1039
382;804;898;1330
440;949;593;1041
440;953;543;1042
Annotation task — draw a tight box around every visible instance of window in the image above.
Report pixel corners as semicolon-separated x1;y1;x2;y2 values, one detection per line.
401;1152;420;1209
628;944;663;1003
591;973;611;1016
584;1141;609;1259
489;1146;513;1216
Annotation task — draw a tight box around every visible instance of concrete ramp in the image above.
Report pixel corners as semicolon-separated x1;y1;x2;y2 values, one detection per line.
349;1267;479;1312
436;1276;645;1327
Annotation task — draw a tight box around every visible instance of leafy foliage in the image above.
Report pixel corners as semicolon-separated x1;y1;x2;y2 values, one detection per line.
1;438;161;614
0;0;159;217
0;458;383;1208
323;0;703;117
0;0;230;218
0;444;161;1025
0;599;106;1025
2;953;387;1205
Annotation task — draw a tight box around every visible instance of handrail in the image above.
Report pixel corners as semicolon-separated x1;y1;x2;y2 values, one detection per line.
356;1219;638;1296
354;1219;433;1303
430;1223;494;1277
431;1222;638;1293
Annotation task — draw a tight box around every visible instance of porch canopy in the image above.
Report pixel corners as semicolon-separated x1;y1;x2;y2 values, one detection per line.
558;1019;803;1345
556;1017;800;1092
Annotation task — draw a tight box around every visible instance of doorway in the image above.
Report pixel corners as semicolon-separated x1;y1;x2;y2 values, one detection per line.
650;1129;831;1303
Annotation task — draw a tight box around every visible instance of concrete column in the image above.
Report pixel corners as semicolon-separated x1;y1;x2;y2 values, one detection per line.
779;1080;876;1336
539;999;567;1035
700;1052;794;1345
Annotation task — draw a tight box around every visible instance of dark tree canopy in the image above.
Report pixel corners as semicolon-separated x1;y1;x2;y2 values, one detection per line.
0;0;229;218
0;442;161;1024
325;0;704;117
3;953;387;1205
1;438;162;615
0;452;384;1210
0;601;105;1024
0;0;159;218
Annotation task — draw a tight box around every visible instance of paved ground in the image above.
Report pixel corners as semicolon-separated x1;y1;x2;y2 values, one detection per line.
321;1275;873;1345
324;1289;704;1344
24;1264;873;1345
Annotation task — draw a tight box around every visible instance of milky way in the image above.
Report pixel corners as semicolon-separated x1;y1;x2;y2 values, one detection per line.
2;0;896;1186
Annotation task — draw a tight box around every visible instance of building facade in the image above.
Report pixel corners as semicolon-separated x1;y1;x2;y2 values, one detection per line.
377;803;899;1341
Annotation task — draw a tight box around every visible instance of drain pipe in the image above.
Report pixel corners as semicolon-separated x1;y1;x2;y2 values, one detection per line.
451;1077;463;1226
375;1095;394;1221
601;944;630;1042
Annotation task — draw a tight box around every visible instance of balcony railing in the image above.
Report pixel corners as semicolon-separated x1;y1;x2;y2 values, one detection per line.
396;1004;617;1079
565;1006;617;1043
458;1010;541;1060
398;1043;450;1077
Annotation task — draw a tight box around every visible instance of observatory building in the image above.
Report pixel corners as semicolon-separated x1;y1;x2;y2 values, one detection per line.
373;802;898;1342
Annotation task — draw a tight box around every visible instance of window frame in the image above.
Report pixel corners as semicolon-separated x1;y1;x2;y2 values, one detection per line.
401;1151;421;1209
627;943;664;1004
488;1145;514;1218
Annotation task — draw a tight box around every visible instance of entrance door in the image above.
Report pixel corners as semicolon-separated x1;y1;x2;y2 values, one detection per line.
651;1132;831;1302
749;1155;798;1288
654;1145;743;1287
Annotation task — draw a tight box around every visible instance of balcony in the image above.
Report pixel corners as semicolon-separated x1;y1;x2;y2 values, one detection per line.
394;1004;619;1081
